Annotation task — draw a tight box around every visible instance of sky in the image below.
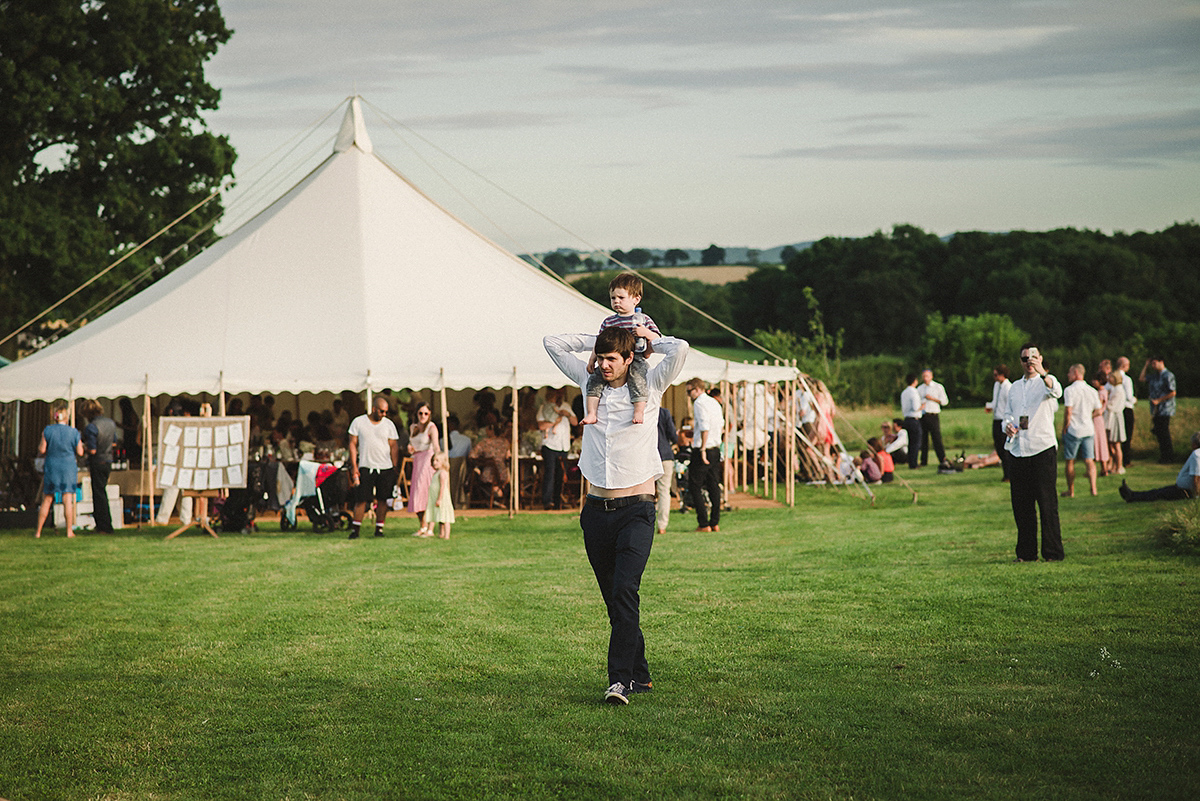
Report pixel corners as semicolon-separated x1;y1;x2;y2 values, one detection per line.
203;0;1200;254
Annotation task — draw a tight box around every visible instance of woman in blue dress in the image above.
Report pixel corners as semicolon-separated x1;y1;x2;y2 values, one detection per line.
34;402;84;538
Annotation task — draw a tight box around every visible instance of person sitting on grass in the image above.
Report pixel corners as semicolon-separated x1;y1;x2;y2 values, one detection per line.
867;437;894;483
1119;432;1200;503
581;273;661;426
856;451;882;484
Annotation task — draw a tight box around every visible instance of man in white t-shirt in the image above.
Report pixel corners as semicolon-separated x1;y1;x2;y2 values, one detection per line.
545;325;689;705
1061;363;1103;498
1004;343;1064;562
347;396;399;539
917;368;948;467
688;377;725;533
537;388;577;510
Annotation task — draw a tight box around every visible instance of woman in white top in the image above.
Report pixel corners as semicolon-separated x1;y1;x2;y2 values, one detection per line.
1104;373;1127;474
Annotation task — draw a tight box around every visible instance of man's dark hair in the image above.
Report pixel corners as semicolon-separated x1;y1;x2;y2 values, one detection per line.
892;417;904;427
1020;342;1039;353
595;326;635;358
993;364;1009;379
904;373;917;385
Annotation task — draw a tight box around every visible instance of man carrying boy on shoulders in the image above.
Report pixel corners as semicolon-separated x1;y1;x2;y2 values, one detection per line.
544;326;689;705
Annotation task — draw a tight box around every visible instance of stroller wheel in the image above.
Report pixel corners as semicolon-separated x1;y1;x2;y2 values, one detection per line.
336;512;352;531
280;516;294;532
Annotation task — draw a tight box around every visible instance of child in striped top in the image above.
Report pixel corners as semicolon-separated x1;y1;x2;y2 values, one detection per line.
582;272;662;425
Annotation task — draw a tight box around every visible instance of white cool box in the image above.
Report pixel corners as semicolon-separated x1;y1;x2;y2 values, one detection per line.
53;482;124;530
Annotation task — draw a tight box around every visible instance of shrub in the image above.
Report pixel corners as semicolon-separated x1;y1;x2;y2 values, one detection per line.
1156;502;1200;555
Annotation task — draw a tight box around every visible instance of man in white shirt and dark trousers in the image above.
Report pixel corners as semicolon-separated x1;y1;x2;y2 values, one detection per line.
537;388;577;510
544;326;689;705
687;378;725;532
899;374;923;470
917;368;948;467
1004;344;1064;562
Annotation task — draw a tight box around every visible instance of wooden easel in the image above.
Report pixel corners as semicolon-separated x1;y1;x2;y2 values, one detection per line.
164;489;222;540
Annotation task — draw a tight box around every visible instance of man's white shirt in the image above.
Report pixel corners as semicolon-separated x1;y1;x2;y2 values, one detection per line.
885;428;909;454
1063;379;1102;440
692;392;724;450
918;380;948;415
991;378;1012;421
538;401;573;452
544;333;689;490
1005;373;1064;458
348;415;399;469
900;385;922;419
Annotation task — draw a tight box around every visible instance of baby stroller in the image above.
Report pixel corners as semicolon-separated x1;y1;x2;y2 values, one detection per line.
282;461;352;532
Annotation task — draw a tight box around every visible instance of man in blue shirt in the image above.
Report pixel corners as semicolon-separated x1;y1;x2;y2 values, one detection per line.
1140;357;1177;463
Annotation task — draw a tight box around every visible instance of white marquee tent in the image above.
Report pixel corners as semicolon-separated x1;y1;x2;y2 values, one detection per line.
0;99;796;404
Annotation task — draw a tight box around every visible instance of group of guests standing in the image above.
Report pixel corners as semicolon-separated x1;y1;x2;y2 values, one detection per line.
897;369;949;470
32;400;119;538
346;397;454;540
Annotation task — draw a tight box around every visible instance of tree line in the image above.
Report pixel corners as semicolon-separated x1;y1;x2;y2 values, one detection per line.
573;223;1200;402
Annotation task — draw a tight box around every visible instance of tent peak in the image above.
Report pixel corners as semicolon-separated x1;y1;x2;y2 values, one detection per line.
334;96;373;155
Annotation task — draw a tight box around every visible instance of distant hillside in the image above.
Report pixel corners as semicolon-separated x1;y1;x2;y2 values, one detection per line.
564;265;761;286
527;241;814;269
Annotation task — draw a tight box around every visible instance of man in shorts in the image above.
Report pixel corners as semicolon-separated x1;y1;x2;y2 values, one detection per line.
347;396;400;539
1061;364;1102;497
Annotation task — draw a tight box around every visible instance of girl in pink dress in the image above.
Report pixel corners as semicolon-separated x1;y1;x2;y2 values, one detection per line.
407;402;440;537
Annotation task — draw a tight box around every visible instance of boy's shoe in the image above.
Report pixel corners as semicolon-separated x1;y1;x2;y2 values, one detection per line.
603;683;630;705
629;680;653;694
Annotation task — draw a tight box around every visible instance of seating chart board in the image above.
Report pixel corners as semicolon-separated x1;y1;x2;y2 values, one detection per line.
156;416;251;490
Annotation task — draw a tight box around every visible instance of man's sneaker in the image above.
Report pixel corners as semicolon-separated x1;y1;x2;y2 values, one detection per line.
603;683;630;705
629;680;653;694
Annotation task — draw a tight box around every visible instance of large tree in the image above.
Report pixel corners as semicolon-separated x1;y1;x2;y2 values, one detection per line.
0;0;236;349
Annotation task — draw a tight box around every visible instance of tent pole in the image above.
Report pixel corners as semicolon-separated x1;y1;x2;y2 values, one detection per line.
365;370;372;408
721;378;732;499
751;381;759;496
787;376;795;506
510;368;518;518
142;374;156;526
438;369;448;457
218;371;226;416
68;378;75;428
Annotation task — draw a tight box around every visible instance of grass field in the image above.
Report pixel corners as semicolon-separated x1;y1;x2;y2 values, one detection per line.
3;413;1199;800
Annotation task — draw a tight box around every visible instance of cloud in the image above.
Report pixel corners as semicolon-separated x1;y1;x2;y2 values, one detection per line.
387;110;570;130
551;14;1200;95
757;108;1200;164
